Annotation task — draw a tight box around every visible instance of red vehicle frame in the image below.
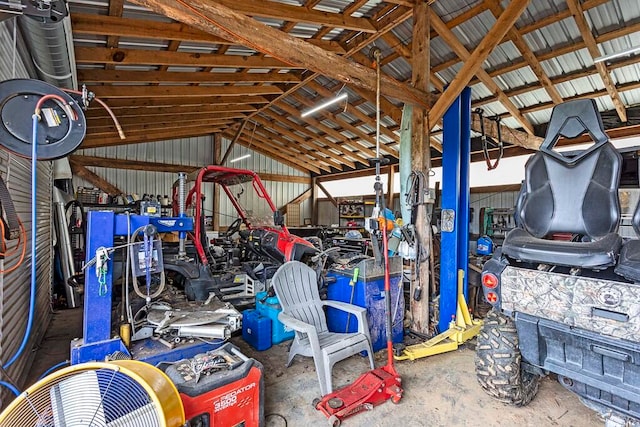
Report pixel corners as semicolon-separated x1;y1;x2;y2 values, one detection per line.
174;165;315;266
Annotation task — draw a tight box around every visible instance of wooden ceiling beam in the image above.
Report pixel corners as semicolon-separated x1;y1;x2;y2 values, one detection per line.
289;93;386;159
263;109;357;169
87;119;231;137
274;101;371;166
252;115;349;170
87;104;256;119
566;0;627;122
75;47;300;69
473;55;639;110
229;131;325;174
72;12;346;53
431;0;614;74
209;0;376;33
105;0;125;68
257;112;356;169
304;81;388;139
82;127;219;148
429;5;535;135
127;0;431;109
517;80;640;116
92;95;269;108
77;69;302;84
69;159;123;195
87;113;244;128
70;155;199;174
85;84;283;98
486;0;563;105
73;12;233;44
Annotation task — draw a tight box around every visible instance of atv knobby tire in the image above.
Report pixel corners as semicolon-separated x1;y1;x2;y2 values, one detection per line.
475;310;540;406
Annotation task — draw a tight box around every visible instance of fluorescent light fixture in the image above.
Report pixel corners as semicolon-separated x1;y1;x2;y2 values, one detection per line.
229;153;251;163
594;45;640;63
301;92;348;118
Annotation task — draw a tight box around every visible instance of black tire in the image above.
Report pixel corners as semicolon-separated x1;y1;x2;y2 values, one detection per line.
475;309;540;406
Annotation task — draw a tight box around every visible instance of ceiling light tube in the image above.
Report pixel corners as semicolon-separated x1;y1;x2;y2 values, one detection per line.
594;45;640;63
229;153;251;163
301;92;348;117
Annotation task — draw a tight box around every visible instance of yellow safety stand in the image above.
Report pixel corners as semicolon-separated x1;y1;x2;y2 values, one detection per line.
395;270;483;361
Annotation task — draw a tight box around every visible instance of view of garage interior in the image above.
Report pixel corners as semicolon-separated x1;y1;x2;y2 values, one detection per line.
0;0;639;425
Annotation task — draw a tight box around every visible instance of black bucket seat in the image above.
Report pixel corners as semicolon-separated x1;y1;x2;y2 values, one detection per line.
501;99;622;269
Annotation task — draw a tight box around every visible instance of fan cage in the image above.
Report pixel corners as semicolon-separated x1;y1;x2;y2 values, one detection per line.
0;361;184;427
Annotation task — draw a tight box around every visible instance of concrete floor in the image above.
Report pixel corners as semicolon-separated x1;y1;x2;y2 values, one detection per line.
29;308;602;427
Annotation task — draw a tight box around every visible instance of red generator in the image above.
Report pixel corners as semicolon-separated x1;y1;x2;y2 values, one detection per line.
162;343;264;427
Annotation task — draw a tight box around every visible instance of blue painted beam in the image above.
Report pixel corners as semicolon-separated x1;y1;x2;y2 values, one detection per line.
439;87;472;333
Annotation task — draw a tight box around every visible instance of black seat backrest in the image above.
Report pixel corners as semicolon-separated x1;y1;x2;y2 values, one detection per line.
518;99;622;239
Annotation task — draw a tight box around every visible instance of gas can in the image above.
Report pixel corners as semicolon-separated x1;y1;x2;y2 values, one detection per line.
477;236;493;255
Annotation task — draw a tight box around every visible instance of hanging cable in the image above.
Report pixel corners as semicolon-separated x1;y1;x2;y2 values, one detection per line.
475;108;504;170
0;380;19;397
37;360;70;381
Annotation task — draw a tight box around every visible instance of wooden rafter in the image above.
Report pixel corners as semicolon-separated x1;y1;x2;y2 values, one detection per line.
289;92;394;158
92;95;269;108
566;0;627;122
305;80;400;143
274;101;371;166
77;69;302;84
87;104;256;119
262;108;357;169
428;0;532;131
206;0;377;33
431;0;612;74
68;158;123;194
85;84;284;98
86;120;230;137
251;115;345;170
75;47;298;69
82;127;219;148
127;0;431;109
86;113;244;129
485;0;563;106
248;127;332;173
72;12;345;53
252;113;354;170
430;11;535;135
224;131;323;174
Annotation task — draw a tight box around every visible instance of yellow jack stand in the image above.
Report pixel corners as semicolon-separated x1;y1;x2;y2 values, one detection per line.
395;270;483;361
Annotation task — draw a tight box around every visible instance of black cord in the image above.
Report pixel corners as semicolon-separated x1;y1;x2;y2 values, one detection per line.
265;413;288;427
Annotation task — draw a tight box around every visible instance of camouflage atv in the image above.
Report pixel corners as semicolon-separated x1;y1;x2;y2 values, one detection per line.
476;99;640;424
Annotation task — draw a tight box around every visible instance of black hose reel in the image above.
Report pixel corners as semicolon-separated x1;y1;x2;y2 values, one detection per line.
0;79;86;160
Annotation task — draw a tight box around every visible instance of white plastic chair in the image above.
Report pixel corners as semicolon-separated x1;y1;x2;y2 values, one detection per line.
271;261;375;396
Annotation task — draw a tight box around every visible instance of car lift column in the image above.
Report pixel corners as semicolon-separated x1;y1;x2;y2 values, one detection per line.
439;87;471;333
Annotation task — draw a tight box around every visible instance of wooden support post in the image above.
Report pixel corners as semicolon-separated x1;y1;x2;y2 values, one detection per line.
316;181;337;207
213;133;221;231
410;1;431;335
220;119;247;165
69;158;123;195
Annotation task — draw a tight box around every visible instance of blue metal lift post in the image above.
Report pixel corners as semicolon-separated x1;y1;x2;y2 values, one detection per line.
439;87;472;333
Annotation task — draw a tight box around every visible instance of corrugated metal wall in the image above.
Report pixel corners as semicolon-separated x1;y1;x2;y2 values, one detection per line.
219;138;311;227
75;135;214;199
469;190;519;235
73;136;312;229
0;18;54;394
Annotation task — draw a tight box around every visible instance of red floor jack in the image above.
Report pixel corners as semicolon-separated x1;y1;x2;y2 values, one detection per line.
315;220;403;426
